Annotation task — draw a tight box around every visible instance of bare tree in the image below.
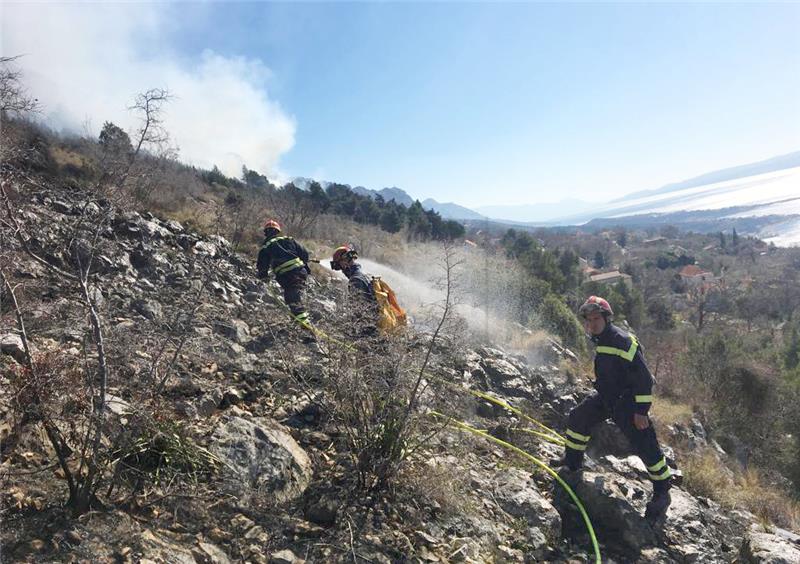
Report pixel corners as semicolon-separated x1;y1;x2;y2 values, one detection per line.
0;56;39;116
128;88;173;162
267;183;323;238
94;88;175;202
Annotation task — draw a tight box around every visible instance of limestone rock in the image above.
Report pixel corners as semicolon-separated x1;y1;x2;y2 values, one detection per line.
211;415;312;503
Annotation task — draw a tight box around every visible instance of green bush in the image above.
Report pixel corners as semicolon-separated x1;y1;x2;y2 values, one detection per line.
538;293;586;354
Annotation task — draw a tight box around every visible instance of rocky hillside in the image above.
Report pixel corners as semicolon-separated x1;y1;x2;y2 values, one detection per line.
2;179;799;563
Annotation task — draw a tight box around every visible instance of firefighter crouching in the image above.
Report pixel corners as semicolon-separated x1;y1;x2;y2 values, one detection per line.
330;245;406;335
558;296;674;522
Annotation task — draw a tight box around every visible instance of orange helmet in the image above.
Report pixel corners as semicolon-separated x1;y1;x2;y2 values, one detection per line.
263;219;281;232
579;295;614;318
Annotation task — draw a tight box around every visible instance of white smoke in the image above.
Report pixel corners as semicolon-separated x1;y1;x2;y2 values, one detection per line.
0;3;295;178
355;258;544;354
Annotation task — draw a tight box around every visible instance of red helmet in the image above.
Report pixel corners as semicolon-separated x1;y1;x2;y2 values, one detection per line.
333;246;352;262
579;295;613;318
263;219;281;232
331;245;357;270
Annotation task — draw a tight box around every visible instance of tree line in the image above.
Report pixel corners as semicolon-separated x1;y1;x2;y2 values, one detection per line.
205;163;466;242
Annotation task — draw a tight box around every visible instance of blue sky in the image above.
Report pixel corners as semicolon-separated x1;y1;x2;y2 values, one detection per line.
4;2;799;208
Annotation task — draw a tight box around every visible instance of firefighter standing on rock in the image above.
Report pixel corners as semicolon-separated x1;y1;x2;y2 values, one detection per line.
556;296;674;522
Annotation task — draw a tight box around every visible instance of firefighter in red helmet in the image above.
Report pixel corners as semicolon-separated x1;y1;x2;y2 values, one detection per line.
557;296;674;522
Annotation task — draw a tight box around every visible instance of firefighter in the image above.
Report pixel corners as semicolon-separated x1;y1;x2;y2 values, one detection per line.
558;296;673;522
330;245;379;335
330;245;375;302
256;220;312;331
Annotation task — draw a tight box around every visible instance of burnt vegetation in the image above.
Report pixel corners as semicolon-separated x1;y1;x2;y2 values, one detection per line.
2;57;800;562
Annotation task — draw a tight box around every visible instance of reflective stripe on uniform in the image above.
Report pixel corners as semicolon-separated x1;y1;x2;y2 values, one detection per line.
274;257;303;275
266;236;290;247
635;394;653;403
565;439;588;451
647;457;671;480
566;429;591;443
649;466;672;481
596;334;638;361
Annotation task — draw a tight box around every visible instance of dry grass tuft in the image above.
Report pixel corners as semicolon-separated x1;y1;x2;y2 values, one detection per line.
682;449;800;530
651;397;694;427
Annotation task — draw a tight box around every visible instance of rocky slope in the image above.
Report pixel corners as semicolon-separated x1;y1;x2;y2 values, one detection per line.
1;180;799;563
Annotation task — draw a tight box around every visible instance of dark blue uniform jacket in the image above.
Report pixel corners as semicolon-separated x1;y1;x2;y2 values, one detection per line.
591;323;654;415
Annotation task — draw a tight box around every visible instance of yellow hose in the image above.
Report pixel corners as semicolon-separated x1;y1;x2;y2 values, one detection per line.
430;411;601;564
467;388;566;445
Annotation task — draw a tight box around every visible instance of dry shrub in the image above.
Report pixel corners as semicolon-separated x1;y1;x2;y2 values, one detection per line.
402;454;476;516
6;351;86;430
734;467;800;530
318;243;464;491
683;449;800;530
682;450;734;501
650;398;693;427
50;146;90;170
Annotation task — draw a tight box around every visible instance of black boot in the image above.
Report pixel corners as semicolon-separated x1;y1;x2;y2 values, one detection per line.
645;480;672;522
552;465;583;506
556;465;583;489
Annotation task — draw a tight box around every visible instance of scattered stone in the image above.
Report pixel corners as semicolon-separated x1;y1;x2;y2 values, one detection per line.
213;319;250;343
229;514;255;532
304;495;339;526
270;549;303;564
243;525;270;544
51;199;72;213
192;541;232;564
495;544;524;562
220;387;244;408
194;241;218;256
27;539;46;552
164;219;184;233
131;298;162;320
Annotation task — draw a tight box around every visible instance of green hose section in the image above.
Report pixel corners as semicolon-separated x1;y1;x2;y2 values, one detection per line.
466;388;566;444
424;374;566;446
430;411;601;564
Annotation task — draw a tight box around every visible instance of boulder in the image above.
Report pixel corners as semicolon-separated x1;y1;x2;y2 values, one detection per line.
739;525;800;563
213;319;250;343
194;241;218;256
492;467;560;541
1;333;26;365
211;415;312;503
560;471;657;554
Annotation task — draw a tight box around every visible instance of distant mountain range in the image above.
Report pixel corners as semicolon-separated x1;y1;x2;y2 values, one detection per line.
292;178;486;221
614;151;800;202
293;150;800;245
474;199;597;223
